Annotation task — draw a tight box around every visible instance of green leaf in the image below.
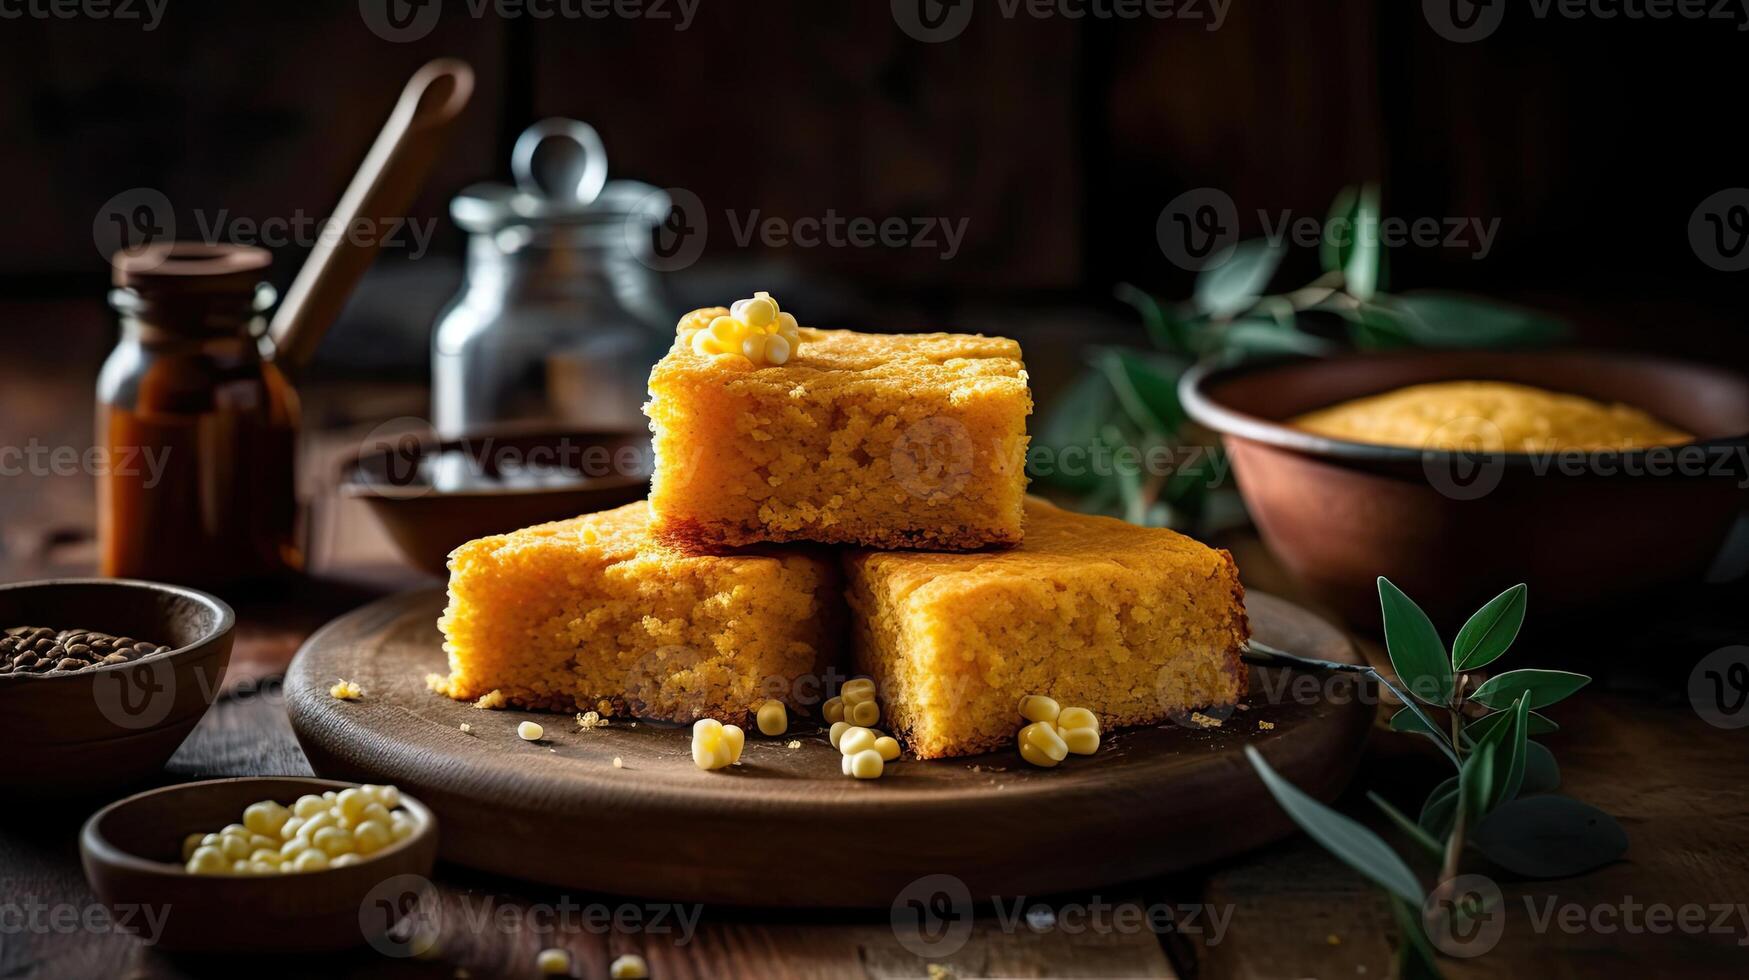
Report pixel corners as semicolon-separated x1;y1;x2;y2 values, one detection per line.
1378;577;1453;706
1220;318;1337;358
1094;348;1188;434
1520;740;1561;795
1368;791;1444;861
1458;738;1497;826
1471;669;1589;710
1320;185;1360;275
1465;709;1558;743
1388;706;1440;735
1113;282;1185;351
1452;584;1527;672
1491;697;1532;810
1342;184;1382;301
1419;777;1459;840
1390;897;1447;980
1194;240;1284;317
1471;796;1628;878
1344;303;1417;350
1031;369;1117;492
1391;292;1566;349
1245;746;1425;905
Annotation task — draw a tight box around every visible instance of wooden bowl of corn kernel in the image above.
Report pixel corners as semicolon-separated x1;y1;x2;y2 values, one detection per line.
79;777;438;953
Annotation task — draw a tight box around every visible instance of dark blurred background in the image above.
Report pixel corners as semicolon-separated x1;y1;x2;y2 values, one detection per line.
3;0;1747;381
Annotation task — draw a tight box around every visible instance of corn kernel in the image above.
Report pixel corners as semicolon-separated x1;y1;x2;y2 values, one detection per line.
280;838;309;859
840;753;854;776
742;294;777;330
293;794;327;818
390;813;417;840
828;721;850;749
336;788;368;821
292;849;330;873
848;699;880;727
1019;695;1061;724
722;724;746;763
848;748;885;779
537;948;572;975
186;846;227;875
1018;721;1069;768
1062;726;1101;756
842;678;875;702
243;800;290;837
874;736;901;761
822;697;845;723
313;826;355;857
181;832;204;862
219;834;251;861
518;721;545;741
331;853;363;868
249;849;281;865
354;820;392;855
838;726;877;757
330;678;363;700
609;954;649;980
764;333;792;365
776;311;798;334
1057;706;1099;733
756;700;788;736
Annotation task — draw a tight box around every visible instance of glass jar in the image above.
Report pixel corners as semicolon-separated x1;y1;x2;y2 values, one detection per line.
97;243;302;585
432;119;672;436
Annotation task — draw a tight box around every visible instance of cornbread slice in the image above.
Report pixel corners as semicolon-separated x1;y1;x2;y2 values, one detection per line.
432;501;839;725
645;319;1032;552
845;498;1249;759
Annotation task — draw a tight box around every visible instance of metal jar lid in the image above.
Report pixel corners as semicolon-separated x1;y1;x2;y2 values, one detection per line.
450;118;668;235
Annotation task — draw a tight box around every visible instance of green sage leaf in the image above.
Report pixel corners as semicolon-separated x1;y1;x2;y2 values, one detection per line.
1194;240;1284;318
1388;706;1440;736
1452;584;1527;672
1392;292;1566;349
1458;739;1496;826
1471;796;1628;878
1465;709;1558;743
1520;740;1561;795
1471;669;1589;710
1342;184;1382;301
1491;697;1531;810
1378;577;1453;705
1368;792;1444;861
1245;746;1425;904
1419;777;1459;840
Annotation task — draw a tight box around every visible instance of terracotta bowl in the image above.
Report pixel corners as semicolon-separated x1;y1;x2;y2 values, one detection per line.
1181;349;1749;628
0;579;234;797
340;426;650;576
81;776;439;953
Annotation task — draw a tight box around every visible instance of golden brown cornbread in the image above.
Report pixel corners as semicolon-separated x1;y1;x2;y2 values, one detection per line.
432;501;839;725
1292;380;1691;452
844;498;1250;759
645;318;1032;552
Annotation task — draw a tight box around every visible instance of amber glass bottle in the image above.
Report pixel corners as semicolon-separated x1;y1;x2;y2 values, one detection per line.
97;244;302;585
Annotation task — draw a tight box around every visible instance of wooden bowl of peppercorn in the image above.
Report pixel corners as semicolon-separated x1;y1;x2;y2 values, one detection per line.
0;579;234;798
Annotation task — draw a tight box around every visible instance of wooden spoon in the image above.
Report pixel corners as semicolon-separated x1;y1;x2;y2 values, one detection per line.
268;58;475;371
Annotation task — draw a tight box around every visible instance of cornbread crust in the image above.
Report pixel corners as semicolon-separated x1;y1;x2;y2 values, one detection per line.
645;320;1032;552
845;498;1250;760
1292;380;1691;452
433;502;839;726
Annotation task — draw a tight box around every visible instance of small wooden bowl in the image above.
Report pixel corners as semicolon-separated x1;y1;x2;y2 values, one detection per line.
81;777;439;953
0;579;234;797
1182;349;1749;627
340;426;650;575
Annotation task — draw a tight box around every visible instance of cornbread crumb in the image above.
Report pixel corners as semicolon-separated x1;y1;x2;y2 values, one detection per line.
473;690;507;710
1259;720;1276;731
786;739;802;749
576;711;608;731
1327;934;1342;946
329;679;363;701
927;963;957;980
459;723;473;734
846;497;1248;758
612;756;624;768
646;325;1032;551
1189;712;1224;729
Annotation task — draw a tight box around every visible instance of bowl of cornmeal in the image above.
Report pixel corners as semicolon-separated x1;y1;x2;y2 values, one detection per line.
1182;349;1749;626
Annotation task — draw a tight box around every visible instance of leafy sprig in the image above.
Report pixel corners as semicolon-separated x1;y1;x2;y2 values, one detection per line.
1244;580;1627;977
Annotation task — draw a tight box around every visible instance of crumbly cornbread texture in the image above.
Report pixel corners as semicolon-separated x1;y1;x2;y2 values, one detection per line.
844;498;1250;759
433;502;839;725
645;319;1032;552
1293;380;1691;452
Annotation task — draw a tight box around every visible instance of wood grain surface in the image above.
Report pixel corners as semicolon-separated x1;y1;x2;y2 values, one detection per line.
285;589;1373;908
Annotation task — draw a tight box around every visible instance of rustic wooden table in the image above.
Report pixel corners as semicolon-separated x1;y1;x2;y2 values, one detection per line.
3;300;1746;979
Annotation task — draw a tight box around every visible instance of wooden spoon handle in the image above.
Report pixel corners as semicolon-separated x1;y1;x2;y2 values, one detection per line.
268;58;475;371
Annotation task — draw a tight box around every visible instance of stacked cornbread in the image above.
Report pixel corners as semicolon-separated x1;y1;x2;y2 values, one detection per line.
434;293;1250;762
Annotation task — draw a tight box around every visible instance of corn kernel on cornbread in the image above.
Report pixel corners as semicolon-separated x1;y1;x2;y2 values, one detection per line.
1293;380;1691;452
432;501;839;725
844;497;1249;759
645;316;1032;552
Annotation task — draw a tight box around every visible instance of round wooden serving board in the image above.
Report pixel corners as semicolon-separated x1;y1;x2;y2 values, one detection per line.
286;588;1372;908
